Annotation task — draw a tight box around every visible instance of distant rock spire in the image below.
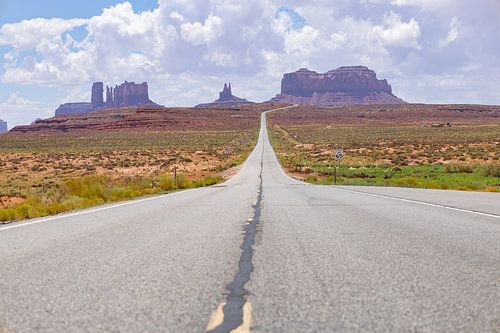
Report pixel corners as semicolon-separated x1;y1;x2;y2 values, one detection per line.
195;82;255;107
219;82;233;101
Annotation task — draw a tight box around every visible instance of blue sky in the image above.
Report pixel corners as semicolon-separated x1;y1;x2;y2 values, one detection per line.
0;0;157;21
1;0;500;128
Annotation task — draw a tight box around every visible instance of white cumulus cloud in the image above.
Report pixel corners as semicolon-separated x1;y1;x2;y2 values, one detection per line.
0;0;499;118
180;14;223;45
0;18;88;50
373;12;421;49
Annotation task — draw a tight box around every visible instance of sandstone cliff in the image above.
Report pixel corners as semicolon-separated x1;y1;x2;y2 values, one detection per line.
105;81;156;107
56;81;159;117
91;82;104;107
269;66;405;106
196;83;255;108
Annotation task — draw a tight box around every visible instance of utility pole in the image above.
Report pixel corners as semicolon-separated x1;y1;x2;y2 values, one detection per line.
333;164;337;185
173;166;177;189
334;148;344;186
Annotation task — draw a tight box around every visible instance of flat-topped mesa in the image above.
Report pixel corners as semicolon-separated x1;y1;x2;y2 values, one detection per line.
0;119;7;133
270;66;405;106
195;82;255;108
55;103;93;116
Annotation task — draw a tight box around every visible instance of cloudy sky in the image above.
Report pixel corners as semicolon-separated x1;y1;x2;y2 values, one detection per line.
1;0;500;128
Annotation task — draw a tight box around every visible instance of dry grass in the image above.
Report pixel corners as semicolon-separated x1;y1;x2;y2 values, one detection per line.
0;129;258;222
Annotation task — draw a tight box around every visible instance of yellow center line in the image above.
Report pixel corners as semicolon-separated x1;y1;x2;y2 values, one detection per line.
206;302;253;333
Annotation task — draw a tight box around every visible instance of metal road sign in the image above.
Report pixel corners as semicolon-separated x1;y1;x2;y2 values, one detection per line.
335;149;344;160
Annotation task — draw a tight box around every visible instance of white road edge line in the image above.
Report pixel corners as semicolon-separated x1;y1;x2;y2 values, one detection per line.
331;187;500;219
263;106;307;185
0;105;296;233
262;107;499;220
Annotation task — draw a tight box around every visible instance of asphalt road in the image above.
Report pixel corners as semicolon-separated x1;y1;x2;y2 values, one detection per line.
1;108;499;332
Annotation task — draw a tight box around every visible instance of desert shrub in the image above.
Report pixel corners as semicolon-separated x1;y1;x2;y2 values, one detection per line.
480;163;500;177
62;175;107;200
396;177;418;187
485;186;499;192
422;181;444;190
107;187;135;201
305;175;318;183
175;175;190;189
455;185;474;191
444;164;473;173
159;174;175;191
191;176;222;187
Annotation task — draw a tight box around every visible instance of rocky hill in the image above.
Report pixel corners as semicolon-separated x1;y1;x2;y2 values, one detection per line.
9;105;274;134
268;66;405;106
196;83;255;108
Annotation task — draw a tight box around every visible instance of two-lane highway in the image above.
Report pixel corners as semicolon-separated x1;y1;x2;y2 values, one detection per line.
1;107;499;332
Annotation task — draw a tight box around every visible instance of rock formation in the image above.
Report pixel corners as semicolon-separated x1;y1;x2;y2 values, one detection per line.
55;103;93;116
105;81;155;107
196;83;255;108
55;81;159;116
0;119;7;133
91;82;104;108
268;66;405;106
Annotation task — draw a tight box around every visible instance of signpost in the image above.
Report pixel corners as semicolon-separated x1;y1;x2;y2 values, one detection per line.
335;149;344;161
333;149;344;185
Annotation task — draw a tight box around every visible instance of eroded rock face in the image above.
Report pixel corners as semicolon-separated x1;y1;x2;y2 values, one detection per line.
91;82;104;108
0;119;7;133
55;81;159;116
195;83;255;108
106;81;155;107
269;66;405;106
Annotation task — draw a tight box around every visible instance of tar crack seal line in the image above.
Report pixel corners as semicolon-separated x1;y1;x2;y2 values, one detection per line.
207;149;264;333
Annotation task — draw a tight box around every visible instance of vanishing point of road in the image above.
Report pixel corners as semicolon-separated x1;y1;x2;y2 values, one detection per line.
1;107;499;332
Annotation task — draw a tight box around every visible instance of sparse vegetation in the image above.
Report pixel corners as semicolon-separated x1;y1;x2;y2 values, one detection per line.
0;129;258;223
0;173;224;222
269;120;500;192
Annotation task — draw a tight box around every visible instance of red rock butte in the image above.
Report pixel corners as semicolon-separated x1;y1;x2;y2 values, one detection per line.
268;66;405;106
55;81;159;116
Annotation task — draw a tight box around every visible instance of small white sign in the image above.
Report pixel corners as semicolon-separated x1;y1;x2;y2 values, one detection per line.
335;149;344;160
